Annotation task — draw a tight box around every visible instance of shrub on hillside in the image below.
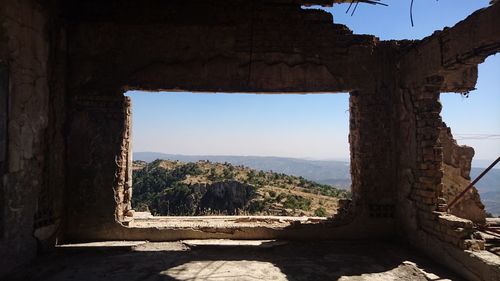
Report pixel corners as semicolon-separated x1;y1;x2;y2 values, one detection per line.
314;207;327;217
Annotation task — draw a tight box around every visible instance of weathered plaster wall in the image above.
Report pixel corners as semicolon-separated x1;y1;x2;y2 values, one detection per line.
0;62;7;242
0;0;67;276
0;0;50;275
34;1;67;253
66;95;129;235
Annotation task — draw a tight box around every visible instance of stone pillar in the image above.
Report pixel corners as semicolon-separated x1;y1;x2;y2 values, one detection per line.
411;89;443;222
349;87;396;219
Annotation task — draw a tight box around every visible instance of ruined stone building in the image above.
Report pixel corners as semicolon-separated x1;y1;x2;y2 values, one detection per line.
0;0;499;280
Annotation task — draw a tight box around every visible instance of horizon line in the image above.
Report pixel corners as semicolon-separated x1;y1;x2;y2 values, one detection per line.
133;151;350;161
133;151;499;164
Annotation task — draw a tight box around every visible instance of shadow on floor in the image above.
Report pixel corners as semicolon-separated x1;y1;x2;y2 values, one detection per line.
5;240;462;281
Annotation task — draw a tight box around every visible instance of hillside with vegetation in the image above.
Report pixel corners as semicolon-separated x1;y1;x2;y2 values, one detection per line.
133;152;352;188
134;153;500;217
132;159;351;217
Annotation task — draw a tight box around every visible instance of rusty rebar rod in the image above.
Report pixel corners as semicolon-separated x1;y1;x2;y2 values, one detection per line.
447;156;500;212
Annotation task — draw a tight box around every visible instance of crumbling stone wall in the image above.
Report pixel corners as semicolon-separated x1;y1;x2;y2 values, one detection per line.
408;87;480;249
393;81;476;248
439;125;485;223
396;3;500;280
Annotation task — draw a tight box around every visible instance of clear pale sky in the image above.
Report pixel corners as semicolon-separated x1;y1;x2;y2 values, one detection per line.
126;0;499;164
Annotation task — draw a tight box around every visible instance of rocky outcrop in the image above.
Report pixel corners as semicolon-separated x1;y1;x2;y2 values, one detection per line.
149;181;256;216
197;181;256;215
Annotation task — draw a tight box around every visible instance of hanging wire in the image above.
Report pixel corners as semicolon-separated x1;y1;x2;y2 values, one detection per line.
352;1;360;16
342;0;425;26
346;1;355;14
410;0;415;26
345;0;388;16
345;0;439;27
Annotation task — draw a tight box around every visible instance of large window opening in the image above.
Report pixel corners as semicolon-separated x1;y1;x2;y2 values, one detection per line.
440;54;500;219
124;91;351;222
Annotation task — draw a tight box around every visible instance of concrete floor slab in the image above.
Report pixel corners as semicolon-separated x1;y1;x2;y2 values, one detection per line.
128;215;327;228
6;240;463;281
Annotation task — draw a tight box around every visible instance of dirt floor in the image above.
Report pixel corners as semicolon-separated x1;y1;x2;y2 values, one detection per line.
4;240;463;281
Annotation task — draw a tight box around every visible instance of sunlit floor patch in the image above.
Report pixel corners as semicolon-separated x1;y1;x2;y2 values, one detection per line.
162;260;287;281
